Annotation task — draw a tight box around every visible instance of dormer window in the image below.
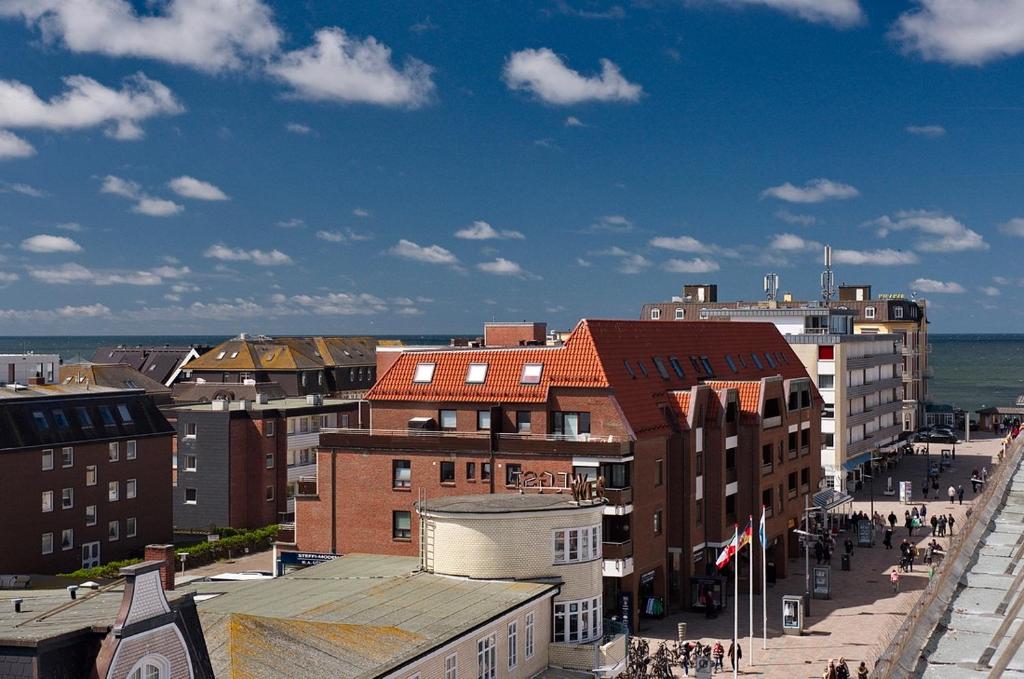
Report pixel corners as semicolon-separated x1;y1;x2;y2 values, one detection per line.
864;306;876;319
675;308;685;320
466;363;488;384
650;308;661;320
413;362;436;383
521;363;543;384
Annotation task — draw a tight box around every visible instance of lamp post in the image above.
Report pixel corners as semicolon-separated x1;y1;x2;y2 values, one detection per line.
795;494;813;616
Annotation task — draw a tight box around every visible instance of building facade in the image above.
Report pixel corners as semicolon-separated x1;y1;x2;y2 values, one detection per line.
172;395;364;532
0;385;174;575
294;319;820;629
0;354;59;386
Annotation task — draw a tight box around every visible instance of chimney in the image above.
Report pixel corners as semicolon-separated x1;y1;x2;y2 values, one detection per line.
144;544;176;591
212;398;229;411
67;585;78;600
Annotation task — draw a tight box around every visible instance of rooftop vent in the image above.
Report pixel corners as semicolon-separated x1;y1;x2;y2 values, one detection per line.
13;598;23;613
212;399;229;411
67;585;78;600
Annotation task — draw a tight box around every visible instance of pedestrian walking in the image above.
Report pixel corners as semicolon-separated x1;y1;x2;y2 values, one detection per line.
728;640;742;671
920;504;927;519
712;641;724;672
905;512;913;537
888;511;897;530
891;569;901;592
982;467;989;484
823;660;837;679
883;527;893;549
681;643;692;676
948;514;956;536
938;514;947;537
836;657;851;679
857;661;870;679
922;479;929;500
815;540;824;565
912;506;919;519
971;469;980;493
930;514;938;536
948;485;956;505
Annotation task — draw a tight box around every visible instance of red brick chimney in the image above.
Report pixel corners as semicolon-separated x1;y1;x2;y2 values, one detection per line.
144;544;176;591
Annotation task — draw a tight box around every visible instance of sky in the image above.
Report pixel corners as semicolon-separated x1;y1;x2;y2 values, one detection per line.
1;0;1024;335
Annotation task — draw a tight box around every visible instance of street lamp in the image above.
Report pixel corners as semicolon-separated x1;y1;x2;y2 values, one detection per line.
795;494;814;616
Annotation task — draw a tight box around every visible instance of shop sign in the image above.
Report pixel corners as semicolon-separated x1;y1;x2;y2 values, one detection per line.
640;570;656;585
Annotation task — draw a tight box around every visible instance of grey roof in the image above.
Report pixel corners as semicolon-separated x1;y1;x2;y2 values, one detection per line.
173;396;357;414
419;493;603;514
185;553;556;679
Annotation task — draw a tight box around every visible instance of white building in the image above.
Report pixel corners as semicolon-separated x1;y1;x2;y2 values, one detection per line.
0;353;60;385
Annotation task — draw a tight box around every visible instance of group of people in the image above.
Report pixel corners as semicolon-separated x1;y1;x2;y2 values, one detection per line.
677;639;741;674
970;467;988;493
821;657;869;679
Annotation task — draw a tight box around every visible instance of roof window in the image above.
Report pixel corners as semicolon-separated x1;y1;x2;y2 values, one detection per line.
751;353;764;370
99;406;116;427
701;357;714;376
636;361;649;377
216;351;226;360
53;409;70;430
521;363;543;384
76;407;93;428
413;362;436;384
148;364;157;371
652;357;670;380
725;355;739;374
764;353;778;369
668;357;685;379
230;351;239;359
32;411;49;431
117;404;133;423
466;363;488;384
624;360;635;378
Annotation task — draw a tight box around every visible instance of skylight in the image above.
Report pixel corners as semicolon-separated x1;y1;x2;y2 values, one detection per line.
668;357;685;379
725;355;739;373
624;360;635;378
637;361;648;377
765;353;777;369
230;351;239;359
751;353;764;370
701;357;714;376
652;357;670;380
216;351;226;360
466;363;488;384
413;362;436;383
521;363;543;384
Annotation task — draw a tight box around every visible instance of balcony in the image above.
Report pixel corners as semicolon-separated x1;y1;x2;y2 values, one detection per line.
761;462;774;476
603;486;633;507
603;539;633;560
295;476;317;497
497;432;632;457
596;620;629;678
317;428;633;456
788;448;798;460
603;556;634;578
763;415;782;429
287;431;321;449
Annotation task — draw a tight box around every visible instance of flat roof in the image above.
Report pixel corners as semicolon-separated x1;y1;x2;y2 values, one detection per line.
173;396;357;413
185;553;556;679
419;493;604;514
0;384;135;401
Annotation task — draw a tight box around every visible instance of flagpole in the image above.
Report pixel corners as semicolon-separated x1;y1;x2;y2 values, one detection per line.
762;506;768;650
748;514;753;667
733;523;739;679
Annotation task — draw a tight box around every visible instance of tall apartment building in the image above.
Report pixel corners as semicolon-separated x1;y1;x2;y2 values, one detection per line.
641;295;903;491
0;384;174;574
294;319;820;629
172;395;364;532
0;354;60;386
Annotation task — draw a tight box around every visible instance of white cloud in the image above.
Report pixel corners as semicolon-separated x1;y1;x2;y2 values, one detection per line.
770;233;821;251
910;278;966;294
0;73;182;140
999;218;1024;237
285;122;312;135
981;285;1001;297
150;265;191;279
585;215;634;233
617;254;651;274
0;181;43;196
56;222;82;231
58;303;110;317
28;263;164;285
831;248;920;265
476;257;539;279
389;239;459;265
287;291;388;315
906;124;946;137
761;178;859;203
705;0;864;27
663;257;720;273
565;115;586;127
503;48;642;105
0;271;18;284
0;130;35;159
455;220;525;240
315;227;372;243
276;217;305;228
100;174;183;217
576;258;592;267
168;176;229;201
268;27;435;108
0;0;281;72
872;210;987;251
775;209;818;226
890;0;1024;65
203;244;292;266
353;208;370;218
649;235;711;253
21;233;82;253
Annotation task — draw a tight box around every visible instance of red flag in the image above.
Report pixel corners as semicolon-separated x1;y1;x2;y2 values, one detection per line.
715;525;739;569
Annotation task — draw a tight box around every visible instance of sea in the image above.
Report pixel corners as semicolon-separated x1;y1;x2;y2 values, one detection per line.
0;333;1020;414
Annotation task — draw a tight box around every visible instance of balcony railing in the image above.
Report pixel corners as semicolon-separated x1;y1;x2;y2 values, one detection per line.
603;539;633;560
296;476;317;497
788;448;798;460
317;428;632;455
604;486;633;506
761;462;774;476
763;415;783;429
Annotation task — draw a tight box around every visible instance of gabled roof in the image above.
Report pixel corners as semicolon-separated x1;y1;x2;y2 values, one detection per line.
705;380;764;417
60;363;171;395
371;319;811;436
185;336;377;372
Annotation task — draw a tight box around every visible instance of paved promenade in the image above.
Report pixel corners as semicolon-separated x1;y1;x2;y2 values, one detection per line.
638;433;1004;678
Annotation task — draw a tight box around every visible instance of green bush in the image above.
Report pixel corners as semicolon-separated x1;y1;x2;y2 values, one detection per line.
59;558;143;580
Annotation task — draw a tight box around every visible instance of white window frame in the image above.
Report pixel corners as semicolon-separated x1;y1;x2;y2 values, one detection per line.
894;306;904;319
675;307;685;320
108;481;119;502
61;528;73;551
86;465;97;486
266;485;275;502
439;409;457;430
553;597;602;644
127;516;137;537
553;525;602;564
444;653;457;679
126;440;137;460
108;519;119;542
127;478;137;499
185;422;197;438
477;634;496;679
61;447;73;468
525;612;535;659
413;362;436;383
520;363;543;384
109;442;119;462
864;306;876;319
42;532;53;555
650;308;661;320
86;504;97;527
184;455;197;472
42;490;53;513
265;420;275;437
185;487;198;505
42;449;54;471
127;654;170;679
466;363;488;384
265;453;275;469
61;487;73;510
507;621;518;669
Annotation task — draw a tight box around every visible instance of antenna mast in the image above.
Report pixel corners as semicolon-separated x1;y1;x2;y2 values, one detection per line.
821;245;835;306
763;273;780;303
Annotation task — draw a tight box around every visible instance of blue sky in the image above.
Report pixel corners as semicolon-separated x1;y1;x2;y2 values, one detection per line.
1;0;1023;334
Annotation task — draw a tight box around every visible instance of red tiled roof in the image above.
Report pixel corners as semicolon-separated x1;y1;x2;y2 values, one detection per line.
370;319;810;436
705;380;764;416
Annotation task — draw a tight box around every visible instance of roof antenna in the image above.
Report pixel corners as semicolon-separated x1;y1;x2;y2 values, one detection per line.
763;273;779;304
821;245;835;307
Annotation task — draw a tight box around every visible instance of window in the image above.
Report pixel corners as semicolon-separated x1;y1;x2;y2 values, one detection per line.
764;398;782;419
801;467;811;489
818;345;834;360
699;308;710;319
440;461;456;484
762;488;774;518
637;360;649;377
32;410;49;431
127;517;137;538
818;374;834;389
466;363;488;384
520;363;543;384
893;306;904;319
86;465;97;486
701;357;714;376
551;411;590;437
822;432;835;448
623;360;635;378
516;411;531;434
86;505;97;526
655;458;663;486
42;532;53;555
669;356;685;378
265;420;275;437
696;499;704;526
42;449;53;471
445;653;457;679
439;410;457;431
265;453;274;469
507;621;518;669
185;422;197;438
652;357;670;380
185;487;198;504
393;510;412;540
61;528;73;551
107;519;119;542
126;440;137;460
413;362;436;383
553;525;601;563
393;460;412;488
62;487;73;509
184;455;197;472
61;447;73;468
865;306;876;319
117;404;133;423
76;407;93;429
477;634;496;679
725;355;738;373
127;479;137;499
675;307;685;320
650;308;661;320
525;612;535;659
53;409;70;430
751;353;764;370
764;353;778;369
553;598;602;643
108;481;119;502
654;510;662;535
216;351;226;360
266;485;274;501
109;442;119;462
506;463;522;486
481;463;491;481
600;461;630;488
128;659;168;679
99;407;116;427
42;490;53;513
476;410;491;431
466;462;476;480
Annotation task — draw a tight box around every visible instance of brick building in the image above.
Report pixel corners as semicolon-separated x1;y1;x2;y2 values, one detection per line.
0;384;174;575
172;395;365;532
294;319;821;628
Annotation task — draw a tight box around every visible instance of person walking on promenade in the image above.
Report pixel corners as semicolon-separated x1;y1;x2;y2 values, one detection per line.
728;640;742;672
883;527;893;549
948;514;956;536
823;660;837;679
922;479;929;500
888;511;897;530
836;657;851;679
857;661;870;679
957;484;965;505
912;506;919;520
681;643;692;676
905;512;913;537
921;504;927;520
982;467;989;484
971;469;980;493
815;540;824;565
930;514;939;536
948;485;956;505
891;569;901;592
712;641;724;672
938;514;947;537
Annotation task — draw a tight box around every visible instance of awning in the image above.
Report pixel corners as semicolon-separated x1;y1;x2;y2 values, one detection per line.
813;488;854;512
843;451;873;470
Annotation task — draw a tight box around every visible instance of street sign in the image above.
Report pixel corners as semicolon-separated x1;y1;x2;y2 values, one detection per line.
856;520;873;547
812;566;831;599
899;481;913;504
695;655;713;679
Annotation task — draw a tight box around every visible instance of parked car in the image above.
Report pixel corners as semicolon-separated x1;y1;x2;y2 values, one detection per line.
924;431;957;444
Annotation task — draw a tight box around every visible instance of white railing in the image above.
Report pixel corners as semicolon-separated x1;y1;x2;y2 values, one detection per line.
498;432;630;444
317;428;630;443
